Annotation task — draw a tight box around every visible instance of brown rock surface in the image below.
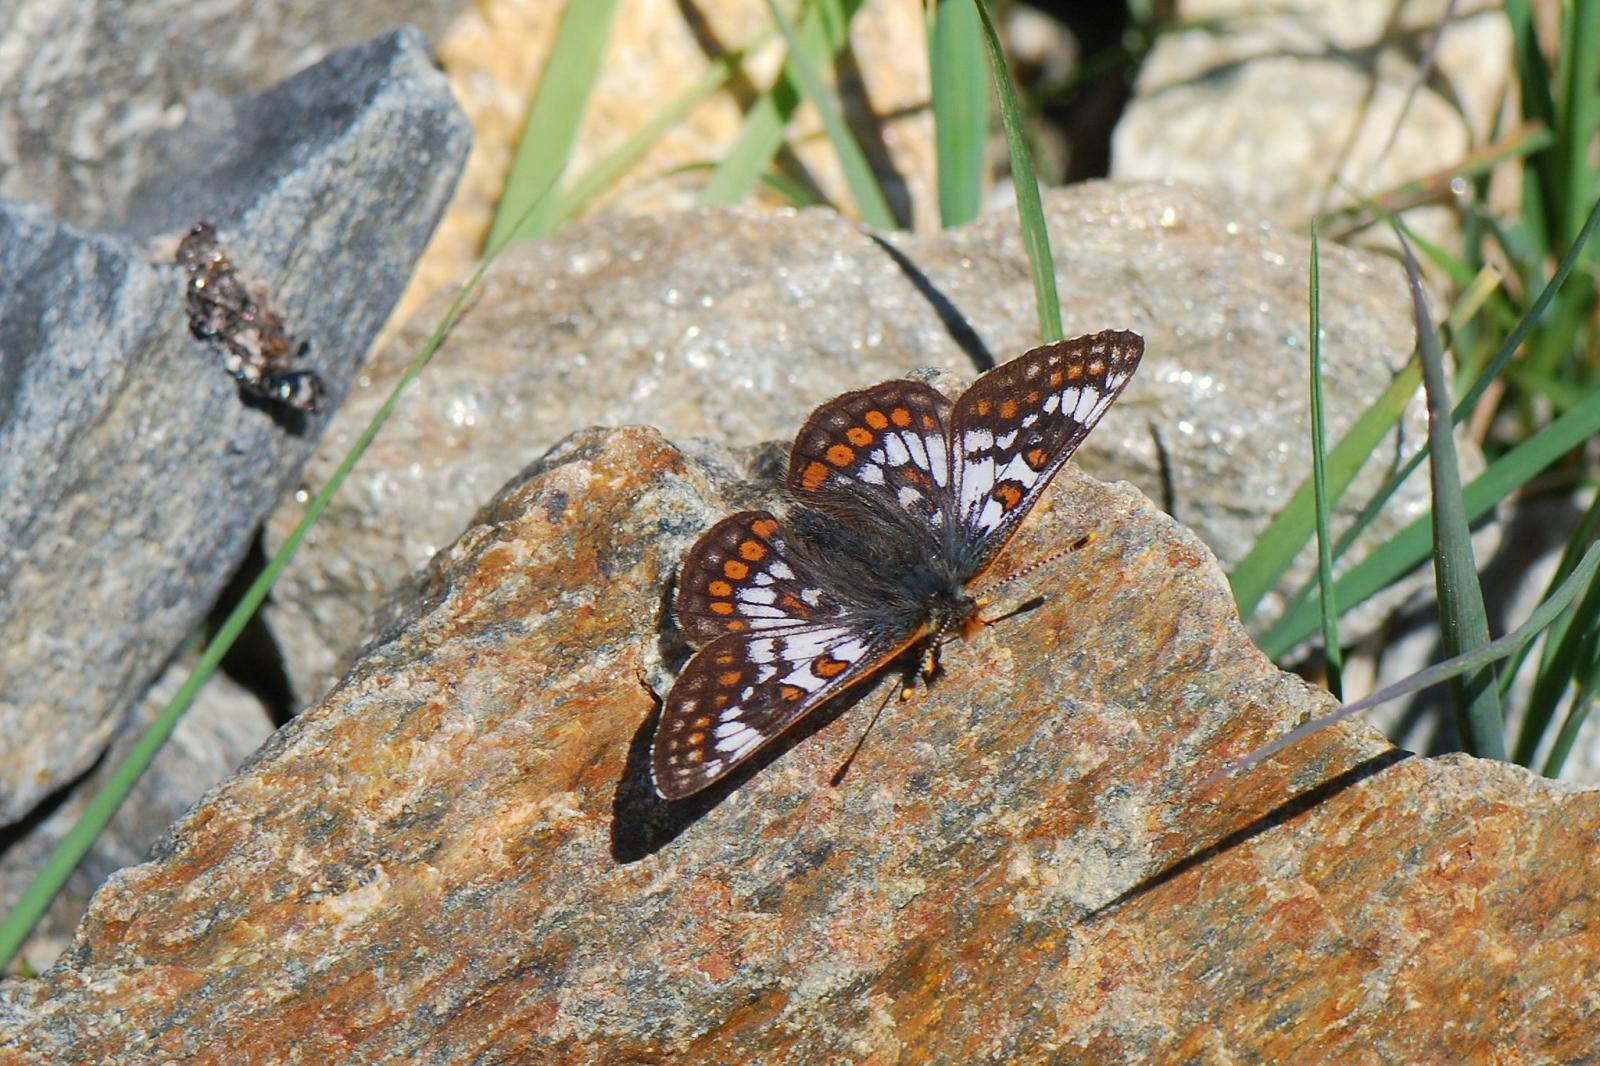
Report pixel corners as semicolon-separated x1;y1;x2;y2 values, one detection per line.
1;425;1591;1061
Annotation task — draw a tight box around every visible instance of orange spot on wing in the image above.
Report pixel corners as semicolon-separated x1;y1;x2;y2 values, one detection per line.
976;399;992;415
802;461;829;490
999;399;1018;419
751;518;779;538
864;410;889;429
827;444;856;466
778;593;810;614
814;656;850;678
738;539;766;561
723;559;749;580
921;414;938;430
780;685;805;701
692;715;712;729
890;408;912;427
1026;448;1050;469
846;426;873;446
995;483;1023;509
710;601;735;615
708;579;733;597
718;670;743;686
726;620;747;632
1049;369;1065;386
1067;364;1084;380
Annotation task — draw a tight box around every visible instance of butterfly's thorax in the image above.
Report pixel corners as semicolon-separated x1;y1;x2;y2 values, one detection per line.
784;482;979;638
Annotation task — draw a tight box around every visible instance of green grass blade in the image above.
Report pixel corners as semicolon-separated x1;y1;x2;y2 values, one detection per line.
1504;0;1557;259
486;0;621;247
1556;0;1600;250
930;0;988;228
761;0;896;229
545;39;763;226
974;0;1061;341
1516;546;1600;769
1257;199;1600;632
704;0;863;208
0;175;564;975
1307;226;1342;697
1205;541;1600;785
1543;688;1599;778
1500;490;1600;714
1228;360;1422;622
1397;227;1503;758
1260;382;1600;658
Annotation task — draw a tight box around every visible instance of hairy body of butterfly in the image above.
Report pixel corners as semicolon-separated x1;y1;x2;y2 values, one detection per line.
652;329;1144;800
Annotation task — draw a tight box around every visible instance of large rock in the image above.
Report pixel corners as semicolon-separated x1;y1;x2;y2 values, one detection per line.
0;425;1589;1060
0;29;470;825
266;182;1460;706
0;0;467;226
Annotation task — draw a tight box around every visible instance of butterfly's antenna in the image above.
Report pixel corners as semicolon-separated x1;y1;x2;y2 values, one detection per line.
986;532;1096;595
830;671;911;787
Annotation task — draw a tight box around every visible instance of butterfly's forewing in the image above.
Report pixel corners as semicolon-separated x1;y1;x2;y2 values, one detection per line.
950;329;1143;576
674;511;847;643
787;380;956;527
652;623;917;799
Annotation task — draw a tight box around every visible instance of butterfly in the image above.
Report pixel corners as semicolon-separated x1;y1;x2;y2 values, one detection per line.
651;330;1144;800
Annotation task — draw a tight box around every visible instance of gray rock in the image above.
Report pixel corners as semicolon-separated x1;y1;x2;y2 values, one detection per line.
0;0;467;227
265;181;1467;705
0;28;470;826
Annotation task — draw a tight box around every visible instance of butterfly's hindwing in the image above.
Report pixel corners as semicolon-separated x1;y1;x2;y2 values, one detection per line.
674;511;843;643
787;380;956;527
651;623;909;799
950;329;1143;575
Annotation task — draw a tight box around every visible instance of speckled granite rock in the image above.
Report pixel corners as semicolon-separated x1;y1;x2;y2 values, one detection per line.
267;181;1470;707
0;29;469;825
0;426;1589;1061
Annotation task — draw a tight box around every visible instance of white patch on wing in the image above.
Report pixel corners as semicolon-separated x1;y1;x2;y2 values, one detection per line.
858;464;886;485
897;485;923;509
978;497;1005;530
884;433;911;466
740;605;788;619
781;627;850;661
800;588;823;606
927;434;950;486
738;587;776;605
768;560;795;580
755;665;777;682
959;455;996;519
1058;387;1083;417
1043;394;1060;414
995;428;1019;450
749;639;777;664
716;726;763;756
1020;413;1039;428
904;432;929;472
964;429;994;452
